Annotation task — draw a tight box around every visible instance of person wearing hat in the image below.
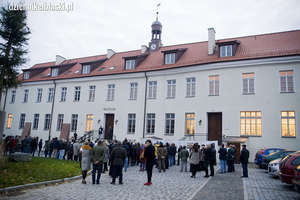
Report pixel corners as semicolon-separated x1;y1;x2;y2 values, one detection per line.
240;144;249;178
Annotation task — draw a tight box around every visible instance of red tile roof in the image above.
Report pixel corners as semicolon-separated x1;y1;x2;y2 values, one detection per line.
21;30;300;82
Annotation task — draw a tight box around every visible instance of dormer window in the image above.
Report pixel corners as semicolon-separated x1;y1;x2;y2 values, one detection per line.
162;48;187;65
216;40;240;57
51;68;59;77
82;64;91;74
164;53;176;64
220;45;232;57
125;59;136;70
24;72;30;80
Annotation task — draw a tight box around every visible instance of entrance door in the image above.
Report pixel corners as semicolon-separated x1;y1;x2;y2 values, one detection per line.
104;114;114;140
207;112;222;145
228;143;241;164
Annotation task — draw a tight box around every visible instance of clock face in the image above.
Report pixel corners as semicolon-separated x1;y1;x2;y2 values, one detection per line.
151;43;156;50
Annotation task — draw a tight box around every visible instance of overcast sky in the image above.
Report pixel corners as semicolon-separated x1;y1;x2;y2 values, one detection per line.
2;0;300;69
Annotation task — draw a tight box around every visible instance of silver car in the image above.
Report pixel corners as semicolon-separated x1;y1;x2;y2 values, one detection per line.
268;158;281;177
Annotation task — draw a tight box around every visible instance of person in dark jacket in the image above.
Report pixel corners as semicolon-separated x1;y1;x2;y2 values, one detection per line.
91;140;105;184
218;144;227;173
207;143;216;176
144;140;155;186
38;139;43;157
31;137;38;157
240;144;249;178
169;143;177;167
227;145;236;172
110;141;126;185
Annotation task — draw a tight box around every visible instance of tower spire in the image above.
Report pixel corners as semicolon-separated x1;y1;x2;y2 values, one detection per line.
149;3;162;51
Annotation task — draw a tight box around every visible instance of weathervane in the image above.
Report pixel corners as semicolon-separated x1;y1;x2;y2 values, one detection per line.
156;3;161;21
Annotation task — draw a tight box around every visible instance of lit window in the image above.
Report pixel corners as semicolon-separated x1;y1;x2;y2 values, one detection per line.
24;72;30;80
60;87;67;102
186;77;196;97
74;86;81;102
185;113;195;135
33;114;39;130
220;45;232;57
148;81;157;99
57;114;64;131
19;113;26;129
240;111;262;136
127;113;136;134
280;70;294;93
129;82;138;100
167;80;176;98
107;84;115;101
48;88;54;102
125;59;136;70
164;53;176;64
6;113;13;129
71;114;78;132
146;113;155;135
209;75;219;96
85;114;93;132
82;65;91;74
44;114;51;130
51;68;59;77
165;113;175;135
281;111;296;137
243;73;255;94
88;85;96;102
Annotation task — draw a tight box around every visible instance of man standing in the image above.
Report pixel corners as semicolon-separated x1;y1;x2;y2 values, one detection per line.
218;144;227;173
179;146;189;172
240;144;249;178
144;140;155;186
227;145;236;172
91;140;105;184
38;139;43;157
110;141;126;185
157;142;167;173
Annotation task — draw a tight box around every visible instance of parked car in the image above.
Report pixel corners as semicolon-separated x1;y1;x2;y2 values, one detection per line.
268;158;281;177
280;152;300;184
261;150;295;169
255;148;284;168
292;165;300;192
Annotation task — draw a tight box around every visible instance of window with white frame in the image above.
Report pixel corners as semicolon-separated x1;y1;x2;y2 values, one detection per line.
37;88;43;103
146;113;155;134
19;113;26;129
164;53;176;64
47;88;54;102
220;45;232;57
88;85;96;102
44;114;51;130
74;86;81;102
51;68;59;77
56;114;64;131
129;82;138;100
6;113;13;129
167;80;176;98
10;90;16;104
71;114;78;132
242;73;255;94
127;113;136;134
33;113;39;130
85;114;93;132
281;111;296;137
148;81;157;99
209;75;219;96
186;77;196;97
60;87;67;102
23;89;29;103
23;72;30;80
240;111;262;136
280;70;294;93
165;113;175;135
125;59;136;70
185;113;195;135
82;65;91;74
107;84;115;101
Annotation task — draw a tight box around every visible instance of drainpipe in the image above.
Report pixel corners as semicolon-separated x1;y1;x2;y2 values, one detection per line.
48;80;57;140
142;72;148;139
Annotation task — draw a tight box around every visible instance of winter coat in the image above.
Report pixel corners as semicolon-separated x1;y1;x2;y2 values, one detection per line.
81;145;92;171
157;146;167;159
189;150;200;165
91;145;105;164
240;148;249;163
103;146;109;162
218;147;227;160
227;147;236;161
179;149;189;162
73;142;81;156
169;146;177;156
144;144;155;165
110;146;127;166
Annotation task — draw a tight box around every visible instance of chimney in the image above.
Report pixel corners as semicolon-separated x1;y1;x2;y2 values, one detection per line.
208;28;216;55
107;49;116;59
141;45;148;54
56;55;66;65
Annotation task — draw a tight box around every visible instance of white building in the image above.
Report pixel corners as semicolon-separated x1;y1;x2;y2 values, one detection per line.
1;19;300;161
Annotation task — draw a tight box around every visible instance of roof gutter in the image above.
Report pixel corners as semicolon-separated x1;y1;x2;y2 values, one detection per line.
142;72;148;139
48;80;56;140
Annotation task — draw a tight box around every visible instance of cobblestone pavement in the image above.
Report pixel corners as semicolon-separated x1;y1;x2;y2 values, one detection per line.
243;164;300;200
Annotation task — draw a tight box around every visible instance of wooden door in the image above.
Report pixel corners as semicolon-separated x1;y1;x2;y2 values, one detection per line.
104;114;114;140
207;112;222;145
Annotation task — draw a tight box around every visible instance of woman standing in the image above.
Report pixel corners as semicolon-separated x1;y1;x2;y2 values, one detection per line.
81;141;92;184
189;143;200;178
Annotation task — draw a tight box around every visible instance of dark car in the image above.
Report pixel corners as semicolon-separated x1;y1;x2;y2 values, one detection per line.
292;165;300;192
255;148;284;168
280;152;300;184
261;150;295;169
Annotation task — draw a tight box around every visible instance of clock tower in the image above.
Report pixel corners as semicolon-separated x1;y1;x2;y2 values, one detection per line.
149;12;162;51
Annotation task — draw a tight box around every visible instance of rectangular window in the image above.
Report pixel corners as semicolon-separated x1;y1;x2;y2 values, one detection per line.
37;88;43;103
107;84;115;101
60;87;67;102
242;73;255;94
71;114;78;132
146;113;155;135
23;89;29;103
165;113;175;135
48;88;54;102
164;53;176;64
280;70;294;93
56;114;64;131
6;113;13;129
220;45;232;57
19;113;26;129
44;114;51;130
281;111;296;137
82;65;91;74
209;75;219;96
148;81;157;99
88;85;96;102
74;86;81;102
185;113;195;135
23;72;30;80
128;113;136;134
240;111;262;136
33;114;39;130
125;59;136;70
51;68;59;77
186;77;196;97
86;114;93;132
167;80;176;98
129;82;138;100
10;90;16;104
